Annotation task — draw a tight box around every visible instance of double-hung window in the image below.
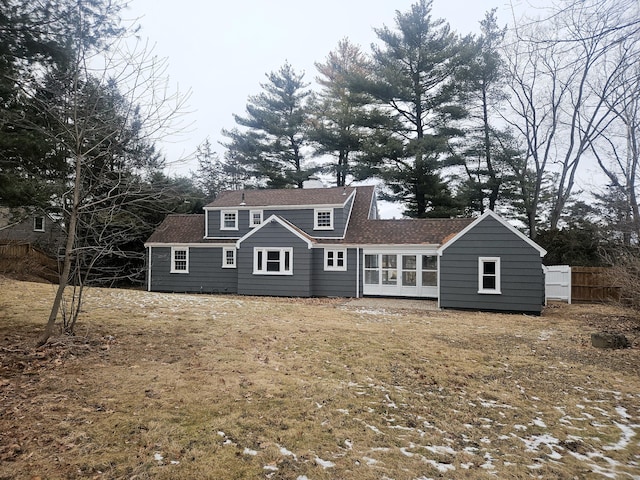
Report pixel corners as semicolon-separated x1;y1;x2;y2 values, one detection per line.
222;247;236;268
254;248;293;275
220;210;238;230
324;249;347;271
171;247;189;273
33;216;45;232
314;208;334;230
249;210;263;227
478;257;501;294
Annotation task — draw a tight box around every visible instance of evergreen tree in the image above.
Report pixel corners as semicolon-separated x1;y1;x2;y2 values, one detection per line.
357;0;467;218
455;9;510;214
222;62;313;188
309;39;381;186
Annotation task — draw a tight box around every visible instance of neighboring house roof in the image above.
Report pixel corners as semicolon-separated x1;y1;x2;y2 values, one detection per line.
206;186;356;208
145;214;232;244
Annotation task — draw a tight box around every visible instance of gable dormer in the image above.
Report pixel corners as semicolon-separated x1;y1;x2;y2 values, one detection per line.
203;187;357;240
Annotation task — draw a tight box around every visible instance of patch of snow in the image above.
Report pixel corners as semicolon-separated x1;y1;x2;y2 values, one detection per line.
532;418;547;428
514;424;527;431
154;452;163;462
602;422;637;451
480;452;495;469
278;445;297;460
461;462;474;469
243;447;258;456
170;460;180;465
217;431;225;437
615;406;631;419
296;476;309;480
363;456;378;465
336;408;349;415
400;447;415;457
263;465;278;472
344;439;353;450
424;445;457;455
424;459;455;472
538;330;553;340
315;456;335;468
366;424;383;435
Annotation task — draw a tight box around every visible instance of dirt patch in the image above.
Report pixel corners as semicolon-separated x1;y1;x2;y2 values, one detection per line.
0;279;639;479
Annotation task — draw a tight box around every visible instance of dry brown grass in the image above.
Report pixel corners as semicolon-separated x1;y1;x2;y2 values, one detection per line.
1;278;639;479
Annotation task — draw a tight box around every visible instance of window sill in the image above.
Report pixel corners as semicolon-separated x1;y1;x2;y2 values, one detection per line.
170;270;189;274
253;271;293;276
478;290;502;295
222;265;237;269
324;267;347;272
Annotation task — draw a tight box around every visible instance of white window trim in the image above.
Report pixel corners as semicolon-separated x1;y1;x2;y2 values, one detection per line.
478;257;501;294
33;216;45;232
220;210;238;230
324;248;347;271
222;247;236;268
170;247;189;273
253;247;293;275
314;208;334;230
249;209;263;228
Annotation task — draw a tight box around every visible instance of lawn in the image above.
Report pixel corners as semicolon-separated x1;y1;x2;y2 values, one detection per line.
0;278;639;479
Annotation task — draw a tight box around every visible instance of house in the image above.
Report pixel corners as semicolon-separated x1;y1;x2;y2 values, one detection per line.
145;186;547;314
0;207;64;256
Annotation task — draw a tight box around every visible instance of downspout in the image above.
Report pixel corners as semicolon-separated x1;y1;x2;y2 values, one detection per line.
147;246;152;292
356;247;360;298
436;252;441;309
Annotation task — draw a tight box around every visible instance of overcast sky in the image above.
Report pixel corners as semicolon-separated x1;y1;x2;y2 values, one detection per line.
125;0;530;177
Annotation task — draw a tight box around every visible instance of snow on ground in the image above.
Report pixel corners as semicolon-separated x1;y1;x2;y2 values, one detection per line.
221;379;639;479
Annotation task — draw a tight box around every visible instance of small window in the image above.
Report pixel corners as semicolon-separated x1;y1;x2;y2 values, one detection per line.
222;247;236;268
478;257;501;294
171;247;189;273
220;210;238;230
249;210;263;227
33;216;45;232
254;248;293;275
324;249;347;271
314;208;334;230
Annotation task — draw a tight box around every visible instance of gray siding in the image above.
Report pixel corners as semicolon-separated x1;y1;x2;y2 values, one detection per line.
237;221;312;297
207;205;350;239
311;247;358;297
149;246;237;293
439;216;544;314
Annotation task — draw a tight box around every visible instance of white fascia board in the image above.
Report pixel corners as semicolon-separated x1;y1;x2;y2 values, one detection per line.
437;210;547;257
206;198;352;212
144;242;231;248
235;215;313;249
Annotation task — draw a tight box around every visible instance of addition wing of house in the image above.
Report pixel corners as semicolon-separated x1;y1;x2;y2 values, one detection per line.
437;210;547;257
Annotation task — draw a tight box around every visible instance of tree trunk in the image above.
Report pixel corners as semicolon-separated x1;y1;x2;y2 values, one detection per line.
37;155;82;347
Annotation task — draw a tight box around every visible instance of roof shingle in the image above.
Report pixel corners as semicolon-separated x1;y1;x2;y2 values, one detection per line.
206;186;356;208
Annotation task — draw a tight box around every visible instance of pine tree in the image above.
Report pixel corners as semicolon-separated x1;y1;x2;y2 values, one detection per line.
358;0;467;217
222;62;313;188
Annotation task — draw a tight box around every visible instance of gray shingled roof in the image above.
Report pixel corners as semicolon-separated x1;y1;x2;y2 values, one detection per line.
206;186;356;208
146;186;473;246
339;186;474;245
146;214;230;244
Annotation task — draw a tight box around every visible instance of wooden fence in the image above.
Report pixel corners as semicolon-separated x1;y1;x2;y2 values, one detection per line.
0;242;60;283
571;267;620;303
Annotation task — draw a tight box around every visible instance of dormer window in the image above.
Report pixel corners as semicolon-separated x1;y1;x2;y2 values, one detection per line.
314;208;334;230
33;216;45;232
249;210;263;227
220;210;238;230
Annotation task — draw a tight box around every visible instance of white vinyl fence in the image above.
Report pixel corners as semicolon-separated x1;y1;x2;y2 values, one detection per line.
544;265;571;304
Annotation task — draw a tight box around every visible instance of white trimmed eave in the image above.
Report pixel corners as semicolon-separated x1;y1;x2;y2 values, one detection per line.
437;210;547;257
235;215;314;249
144;242;233;248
